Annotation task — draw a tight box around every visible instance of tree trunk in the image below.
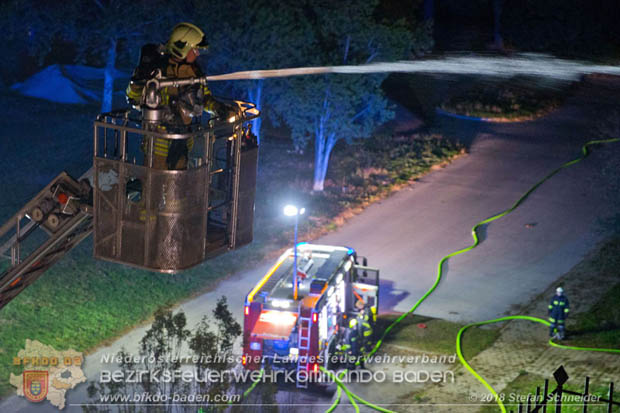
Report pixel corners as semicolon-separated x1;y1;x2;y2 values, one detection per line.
101;37;117;113
313;132;326;191
313;126;338;192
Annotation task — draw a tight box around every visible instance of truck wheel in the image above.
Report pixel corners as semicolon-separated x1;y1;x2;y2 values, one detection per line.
46;214;60;230
31;207;44;222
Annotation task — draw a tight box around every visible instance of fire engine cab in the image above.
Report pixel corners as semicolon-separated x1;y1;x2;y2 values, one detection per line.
243;244;379;385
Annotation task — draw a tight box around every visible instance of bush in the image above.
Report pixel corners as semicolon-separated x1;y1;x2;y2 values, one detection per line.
440;79;570;120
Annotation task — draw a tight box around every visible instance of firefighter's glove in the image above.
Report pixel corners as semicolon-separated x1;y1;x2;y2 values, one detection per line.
179;85;204;118
214;101;239;123
126;95;141;109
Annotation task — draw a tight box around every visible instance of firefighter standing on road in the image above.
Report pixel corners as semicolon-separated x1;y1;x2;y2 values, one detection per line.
126;22;236;170
548;287;570;340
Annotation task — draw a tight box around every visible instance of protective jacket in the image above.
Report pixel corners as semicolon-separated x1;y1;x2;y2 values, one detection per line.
343;318;361;352
126;43;221;123
126;44;222;169
548;294;570;323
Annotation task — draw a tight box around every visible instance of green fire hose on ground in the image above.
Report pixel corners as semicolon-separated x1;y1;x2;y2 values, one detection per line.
457;315;620;413
326;137;620;413
236;138;620;412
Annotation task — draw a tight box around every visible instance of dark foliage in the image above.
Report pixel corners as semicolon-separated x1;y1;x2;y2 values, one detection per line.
501;0;620;59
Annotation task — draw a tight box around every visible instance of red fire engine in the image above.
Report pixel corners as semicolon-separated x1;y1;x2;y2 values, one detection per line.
242;243;379;387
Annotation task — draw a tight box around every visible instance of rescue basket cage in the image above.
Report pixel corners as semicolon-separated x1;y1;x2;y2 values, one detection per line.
92;100;259;273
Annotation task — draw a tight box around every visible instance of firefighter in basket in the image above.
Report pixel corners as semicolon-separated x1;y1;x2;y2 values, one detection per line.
126;22;238;170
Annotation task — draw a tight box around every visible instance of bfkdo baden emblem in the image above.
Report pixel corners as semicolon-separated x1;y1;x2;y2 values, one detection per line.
23;370;48;402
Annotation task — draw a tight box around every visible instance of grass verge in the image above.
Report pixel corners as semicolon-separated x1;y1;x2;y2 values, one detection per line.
0;92;463;396
568;281;620;348
377;314;500;360
564;238;620;348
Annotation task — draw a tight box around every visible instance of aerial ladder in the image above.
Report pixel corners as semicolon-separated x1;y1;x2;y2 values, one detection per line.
0;172;94;309
0;73;260;310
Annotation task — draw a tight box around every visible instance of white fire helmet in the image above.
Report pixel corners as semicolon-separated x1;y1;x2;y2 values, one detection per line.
556;287;564;295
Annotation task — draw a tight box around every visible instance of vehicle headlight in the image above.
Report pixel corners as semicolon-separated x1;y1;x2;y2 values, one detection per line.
250;342;261;351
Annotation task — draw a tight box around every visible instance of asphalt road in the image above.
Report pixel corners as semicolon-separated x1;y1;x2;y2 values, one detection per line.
3;78;620;412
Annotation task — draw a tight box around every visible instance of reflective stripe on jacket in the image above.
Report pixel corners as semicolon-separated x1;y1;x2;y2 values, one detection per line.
548;294;570;321
153;137;194;157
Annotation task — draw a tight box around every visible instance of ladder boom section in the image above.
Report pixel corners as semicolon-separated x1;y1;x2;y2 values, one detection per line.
0;171;93;310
